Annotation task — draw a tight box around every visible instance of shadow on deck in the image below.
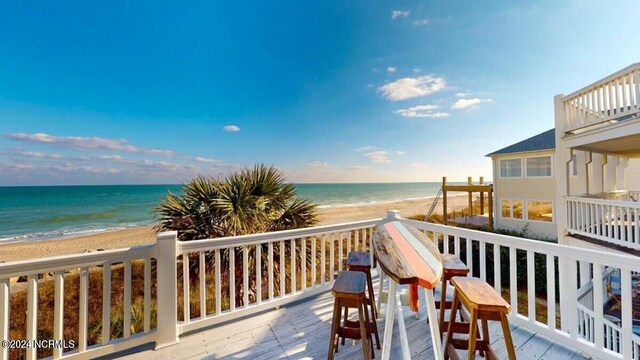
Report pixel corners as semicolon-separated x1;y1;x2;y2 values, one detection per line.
121;277;586;360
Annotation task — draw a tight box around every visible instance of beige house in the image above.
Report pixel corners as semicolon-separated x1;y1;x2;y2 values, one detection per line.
487;129;559;239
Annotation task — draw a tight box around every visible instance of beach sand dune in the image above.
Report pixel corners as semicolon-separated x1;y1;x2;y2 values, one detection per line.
0;195;470;262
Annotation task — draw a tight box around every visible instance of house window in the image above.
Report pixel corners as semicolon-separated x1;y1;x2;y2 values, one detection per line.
500;158;522;178
527;200;553;222
526;156;552;177
501;200;511;218
512;200;524;219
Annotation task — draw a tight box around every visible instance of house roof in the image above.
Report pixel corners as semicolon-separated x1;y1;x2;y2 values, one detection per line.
486;129;555;157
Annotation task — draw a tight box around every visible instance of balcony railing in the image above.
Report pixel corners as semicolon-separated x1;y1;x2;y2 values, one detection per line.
563;63;640;134
567;196;640;250
1;213;639;360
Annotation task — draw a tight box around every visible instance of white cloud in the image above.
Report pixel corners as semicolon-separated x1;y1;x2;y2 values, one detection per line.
387;66;397;73
451;98;493;109
396;151;405;155
413;68;421;73
455;92;469;97
1;150;64;159
306;161;330;168
97;155;123;161
391;10;410;19
365;150;391;163
5;133;174;156
414;18;429;26
355;146;377;152
378;75;446;101
395;105;450;118
192;156;222;164
348;165;369;170
223;125;240;132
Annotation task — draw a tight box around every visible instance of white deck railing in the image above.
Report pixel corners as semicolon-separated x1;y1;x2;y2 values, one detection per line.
2;213;640;360
562;63;640;133
567;196;640;250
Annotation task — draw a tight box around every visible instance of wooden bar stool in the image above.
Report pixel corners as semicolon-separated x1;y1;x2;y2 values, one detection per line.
328;270;372;360
346;251;381;351
445;277;516;360
437;254;470;338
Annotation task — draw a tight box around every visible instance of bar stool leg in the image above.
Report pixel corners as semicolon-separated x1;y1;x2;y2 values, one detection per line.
467;309;478;360
377;272;385;315
341;308;348;345
358;300;371;360
439;276;448;339
362;296;374;357
366;271;377;317
500;312;516;360
424;287;445;360
479;319;490;357
327;299;341;360
444;290;460;360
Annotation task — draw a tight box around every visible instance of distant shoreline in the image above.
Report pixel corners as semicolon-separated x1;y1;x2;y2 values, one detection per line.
0;194;470;262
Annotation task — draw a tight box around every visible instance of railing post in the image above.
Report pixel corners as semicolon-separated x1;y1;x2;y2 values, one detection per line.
554;94;570;245
386;210;400;220
156;231;179;349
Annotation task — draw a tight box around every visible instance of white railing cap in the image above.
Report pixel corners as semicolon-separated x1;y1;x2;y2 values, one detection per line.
563;62;640;101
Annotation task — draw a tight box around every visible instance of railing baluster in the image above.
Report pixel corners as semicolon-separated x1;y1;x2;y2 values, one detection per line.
330;234;335;279
546;255;556;330
526;251;535;323
0;278;9;360
279;240;285;296
53;271;64;359
311;237;316;288
454;235;460;257
256;243;262;304
102;265;111;345
215;249;221;314
321;234;326;284
354;229;359;250
592;263;604;351
291;239;296;293
199;251;206;317
635;208;639;245
230;248;235;311
444;234;450;255
124;260;132;338
493;244;501;294
144;258;151;333
26;275;38;360
243;246;249;307
301;238;307;291
479;240;486;281
509;248;517;313
466;238;472;277
368;228;374;267
183;253;191;321
338;234;343;271
268;242;274;300
79;267;89;351
621;269;633;358
346;232;351;255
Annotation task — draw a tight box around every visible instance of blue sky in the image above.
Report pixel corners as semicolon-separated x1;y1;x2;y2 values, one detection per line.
1;1;639;185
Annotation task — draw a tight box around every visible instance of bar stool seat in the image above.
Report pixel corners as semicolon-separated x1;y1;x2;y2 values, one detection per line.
437;254;470;338
328;270;372;360
445;276;515;360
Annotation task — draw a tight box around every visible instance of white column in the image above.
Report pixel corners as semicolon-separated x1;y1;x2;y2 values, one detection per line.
554;94;570;244
591;153;605;194
616;156;628;190
156;231;179;348
604;155;618;192
575;150;588;195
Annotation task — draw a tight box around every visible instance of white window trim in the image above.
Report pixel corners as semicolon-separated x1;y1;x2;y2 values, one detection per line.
524;154;554;178
499;198;512;219
498;157;524;179
525;199;555;223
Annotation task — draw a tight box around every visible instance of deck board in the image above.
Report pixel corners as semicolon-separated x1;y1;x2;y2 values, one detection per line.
120;279;587;360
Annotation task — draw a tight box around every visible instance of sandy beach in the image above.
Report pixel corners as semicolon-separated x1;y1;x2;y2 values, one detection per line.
0;195;470;262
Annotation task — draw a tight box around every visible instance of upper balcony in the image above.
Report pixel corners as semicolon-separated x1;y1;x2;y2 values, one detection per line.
562;63;640;136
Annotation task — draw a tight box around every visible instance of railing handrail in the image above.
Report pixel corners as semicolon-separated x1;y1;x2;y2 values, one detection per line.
567;195;640;208
0;244;155;279
400;218;640;271
563;63;640;101
178;218;381;252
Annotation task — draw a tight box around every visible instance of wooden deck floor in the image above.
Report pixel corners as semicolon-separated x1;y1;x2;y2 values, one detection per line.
120;282;587;360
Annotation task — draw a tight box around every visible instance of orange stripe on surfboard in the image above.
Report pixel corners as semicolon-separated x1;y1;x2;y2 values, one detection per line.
383;222;438;288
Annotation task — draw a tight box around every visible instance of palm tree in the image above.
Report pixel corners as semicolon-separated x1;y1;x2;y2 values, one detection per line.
154;164;318;310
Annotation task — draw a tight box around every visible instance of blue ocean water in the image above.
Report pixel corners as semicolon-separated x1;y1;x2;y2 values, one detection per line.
0;183;443;243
